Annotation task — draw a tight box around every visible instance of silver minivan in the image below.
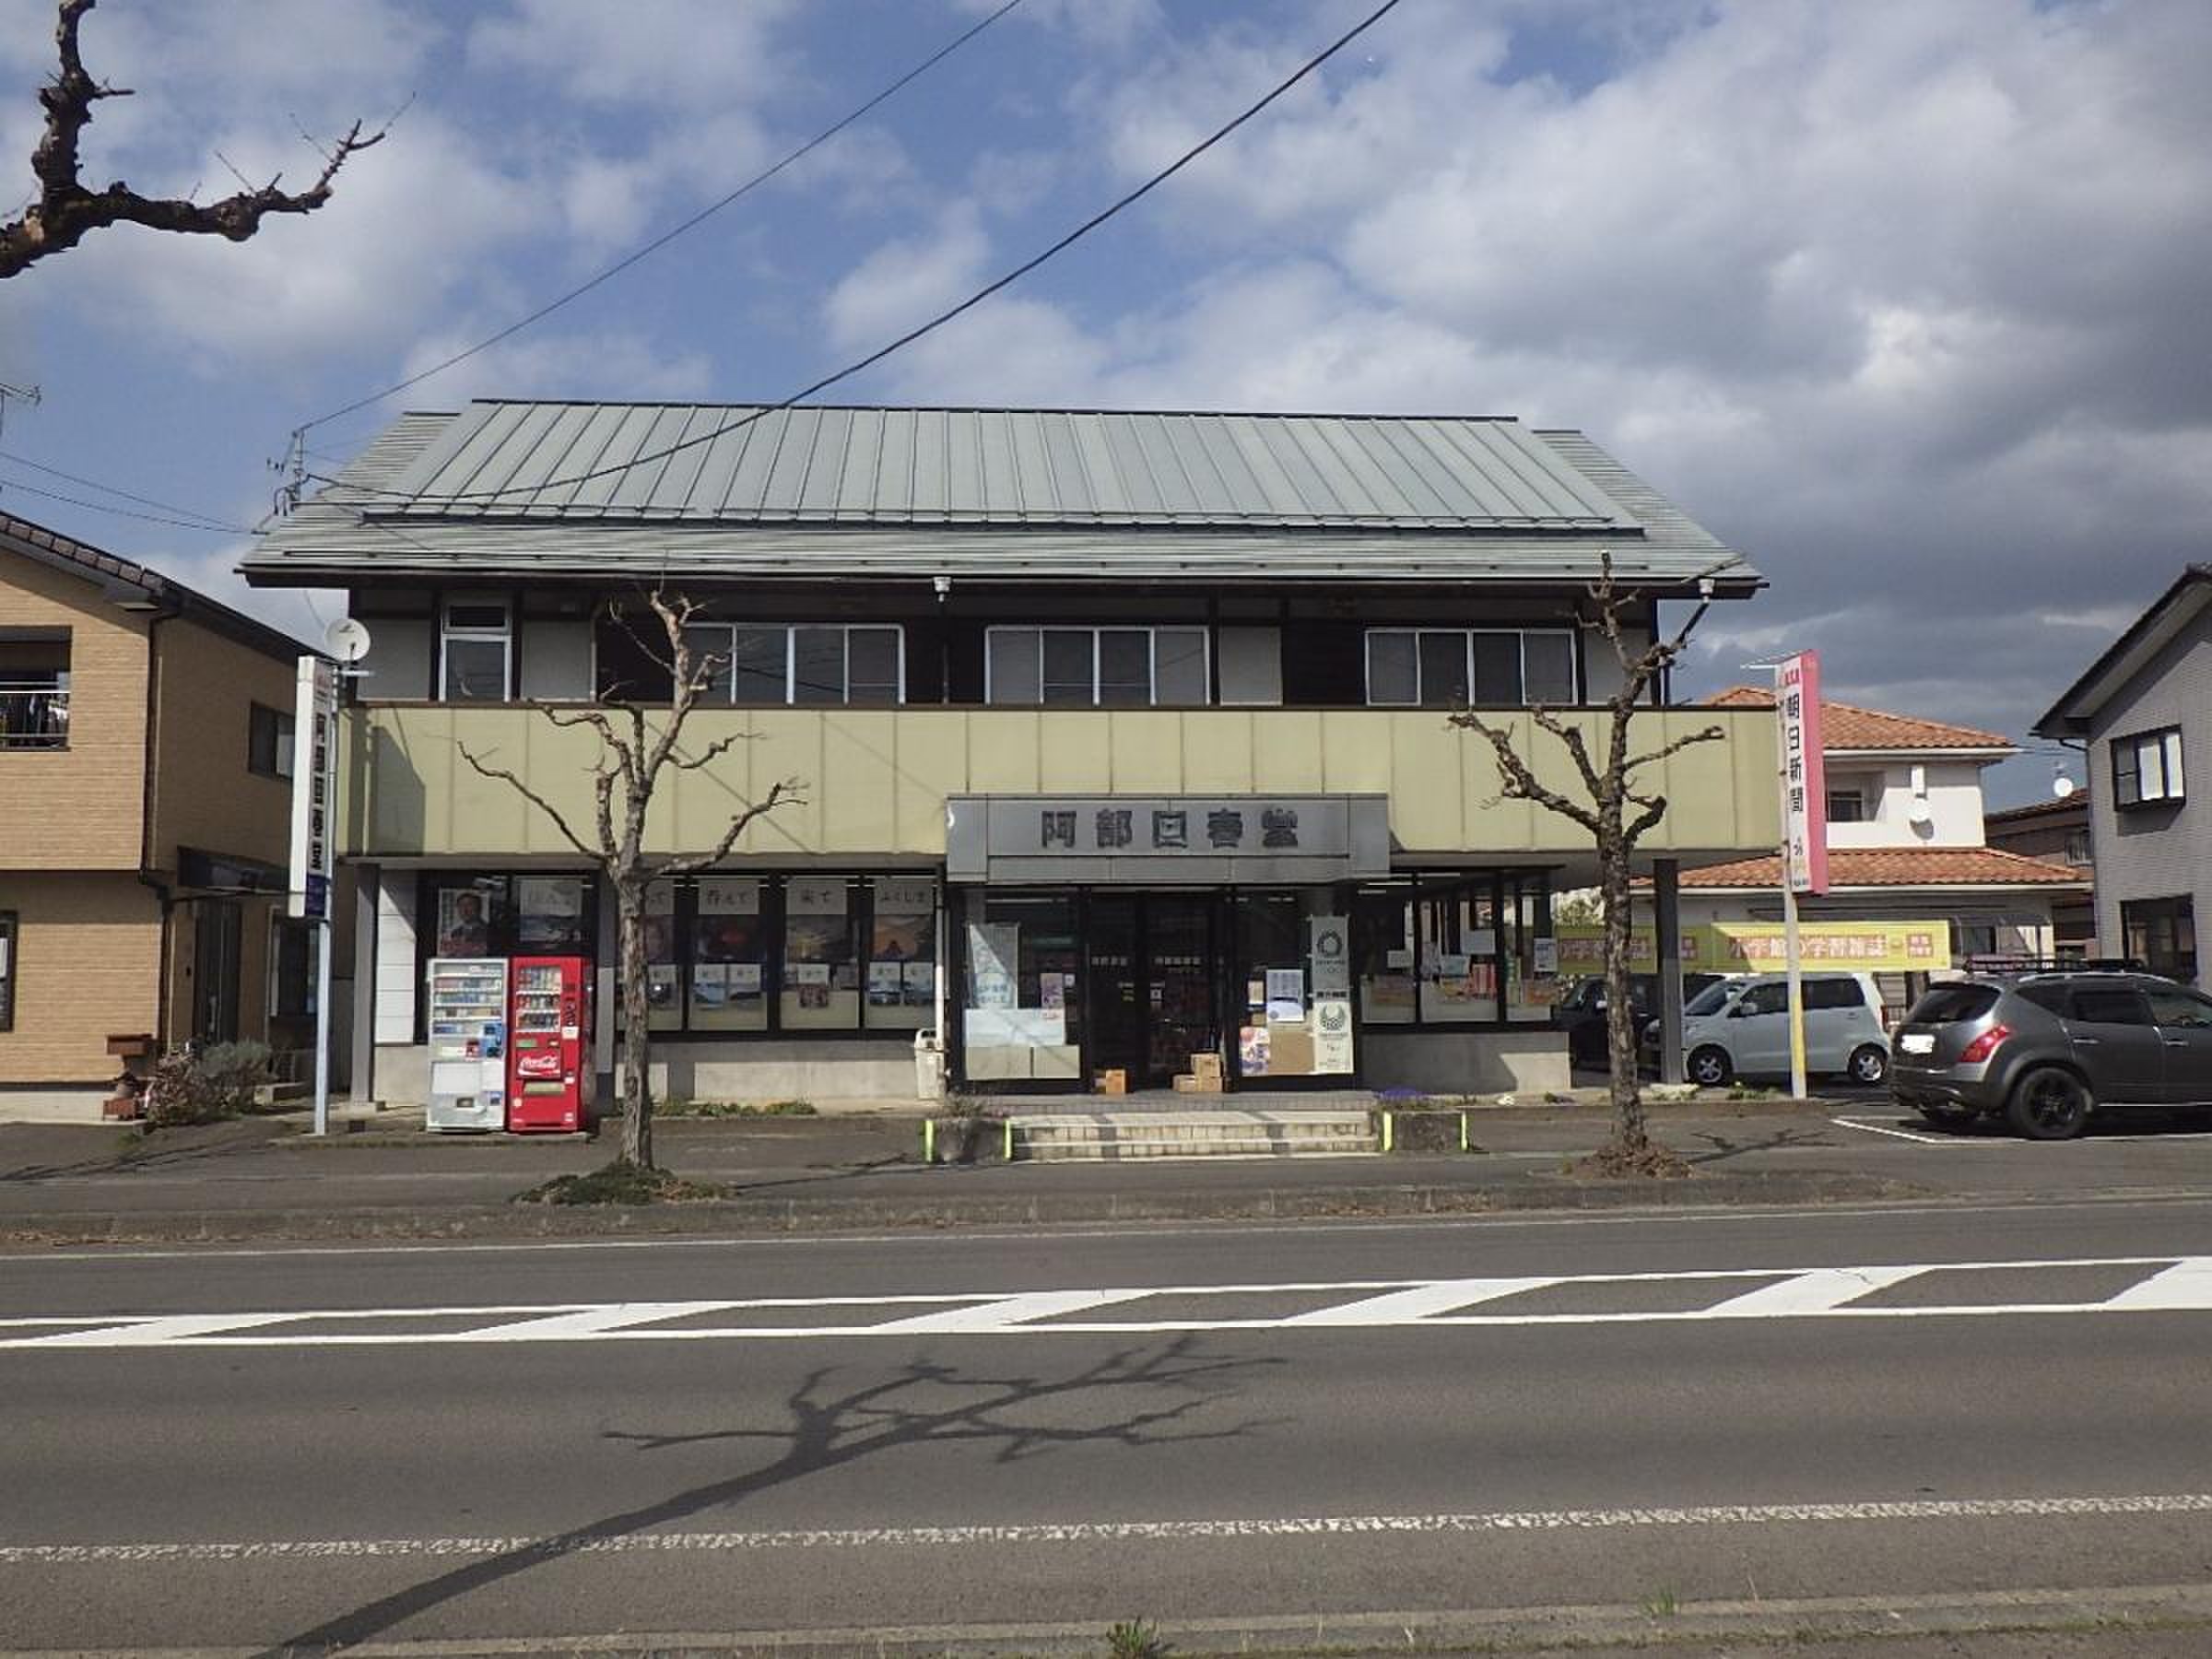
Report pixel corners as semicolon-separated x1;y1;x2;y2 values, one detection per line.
1653;971;1890;1088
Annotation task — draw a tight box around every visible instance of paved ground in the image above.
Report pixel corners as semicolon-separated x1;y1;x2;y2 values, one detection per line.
5;1199;2212;1653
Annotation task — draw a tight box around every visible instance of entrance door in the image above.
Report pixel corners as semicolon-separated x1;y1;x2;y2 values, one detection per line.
1083;894;1220;1089
193;900;242;1045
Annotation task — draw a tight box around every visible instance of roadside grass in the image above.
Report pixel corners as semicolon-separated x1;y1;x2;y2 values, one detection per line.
1106;1618;1171;1659
655;1097;818;1119
512;1159;729;1206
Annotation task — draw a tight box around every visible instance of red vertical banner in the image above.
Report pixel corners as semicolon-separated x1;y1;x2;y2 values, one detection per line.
1779;651;1830;894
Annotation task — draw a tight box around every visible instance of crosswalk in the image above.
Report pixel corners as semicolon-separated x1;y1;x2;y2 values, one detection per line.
3;1255;2209;1349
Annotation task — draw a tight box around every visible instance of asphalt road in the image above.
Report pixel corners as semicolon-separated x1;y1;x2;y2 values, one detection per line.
7;1199;2212;1653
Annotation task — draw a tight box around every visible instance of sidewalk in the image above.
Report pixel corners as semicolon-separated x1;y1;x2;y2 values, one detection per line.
6;1095;2212;1246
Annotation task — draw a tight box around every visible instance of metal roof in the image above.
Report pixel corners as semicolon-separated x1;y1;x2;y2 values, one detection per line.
2033;565;2212;735
245;402;1758;590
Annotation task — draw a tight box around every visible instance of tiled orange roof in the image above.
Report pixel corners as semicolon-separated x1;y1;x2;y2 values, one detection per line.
1707;686;2013;751
1675;847;2088;890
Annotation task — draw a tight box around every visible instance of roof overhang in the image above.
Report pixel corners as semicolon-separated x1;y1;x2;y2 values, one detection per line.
2034;567;2212;737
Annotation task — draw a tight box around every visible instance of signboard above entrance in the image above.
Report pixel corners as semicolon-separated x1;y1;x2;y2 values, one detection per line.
1555;919;1953;976
947;794;1391;886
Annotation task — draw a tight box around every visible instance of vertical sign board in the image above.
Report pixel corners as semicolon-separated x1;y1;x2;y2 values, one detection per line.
288;657;337;920
1778;652;1830;895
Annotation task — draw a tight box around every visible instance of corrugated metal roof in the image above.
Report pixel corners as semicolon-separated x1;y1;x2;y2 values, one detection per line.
375;403;1641;529
246;403;1758;589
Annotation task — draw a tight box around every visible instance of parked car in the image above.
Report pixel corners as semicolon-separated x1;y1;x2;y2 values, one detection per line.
1889;969;2212;1139
1641;971;1890;1088
1557;971;1724;1066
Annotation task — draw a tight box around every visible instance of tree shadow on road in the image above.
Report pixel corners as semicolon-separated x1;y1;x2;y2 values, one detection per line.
256;1335;1278;1654
1678;1124;1837;1166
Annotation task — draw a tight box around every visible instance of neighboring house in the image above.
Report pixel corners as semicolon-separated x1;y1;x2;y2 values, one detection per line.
0;511;314;1116
246;400;1784;1102
1983;795;2096;958
2034;565;2212;985
1672;688;2086;976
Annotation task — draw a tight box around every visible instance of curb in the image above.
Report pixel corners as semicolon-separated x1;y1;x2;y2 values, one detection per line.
0;1171;1930;1248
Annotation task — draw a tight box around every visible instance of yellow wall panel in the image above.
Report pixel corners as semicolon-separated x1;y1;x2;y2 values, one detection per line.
1105;712;1183;791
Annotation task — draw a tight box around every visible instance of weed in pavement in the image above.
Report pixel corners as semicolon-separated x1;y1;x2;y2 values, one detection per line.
513;1159;729;1206
1106;1618;1170;1659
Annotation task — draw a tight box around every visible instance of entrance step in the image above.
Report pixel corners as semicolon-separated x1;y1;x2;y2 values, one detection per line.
1006;1109;1377;1161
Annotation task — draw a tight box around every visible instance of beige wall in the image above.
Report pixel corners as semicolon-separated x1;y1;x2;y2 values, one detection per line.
0;547;149;870
0;873;160;1085
344;705;1781;862
149;618;298;873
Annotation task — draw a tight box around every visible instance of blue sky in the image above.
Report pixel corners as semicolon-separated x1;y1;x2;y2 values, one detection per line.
4;0;2209;806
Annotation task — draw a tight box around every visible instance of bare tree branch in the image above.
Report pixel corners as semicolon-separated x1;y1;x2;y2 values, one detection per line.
1626;723;1727;776
1;0;390;278
656;780;806;880
455;744;597;864
1452;709;1604;836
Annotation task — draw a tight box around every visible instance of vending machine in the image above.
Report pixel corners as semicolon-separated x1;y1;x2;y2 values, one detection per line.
425;957;508;1132
508;956;586;1133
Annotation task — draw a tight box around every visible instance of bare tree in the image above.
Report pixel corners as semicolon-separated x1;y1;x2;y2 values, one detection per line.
459;589;801;1173
2;0;388;279
1452;551;1730;1173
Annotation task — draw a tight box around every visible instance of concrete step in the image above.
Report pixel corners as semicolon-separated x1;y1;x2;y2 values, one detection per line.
1006;1110;1377;1161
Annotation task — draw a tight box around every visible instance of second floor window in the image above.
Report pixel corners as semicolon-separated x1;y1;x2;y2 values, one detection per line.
679;623;903;705
0;634;70;749
1826;782;1870;823
985;626;1209;706
441;596;511;701
1365;628;1577;708
2112;726;2184;808
248;702;294;779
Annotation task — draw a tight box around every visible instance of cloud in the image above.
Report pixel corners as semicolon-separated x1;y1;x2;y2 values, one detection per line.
466;0;798;112
823;204;994;352
392;327;716;406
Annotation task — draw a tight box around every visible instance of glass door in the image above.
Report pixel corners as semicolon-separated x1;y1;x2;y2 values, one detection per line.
1145;896;1218;1088
1087;896;1144;1084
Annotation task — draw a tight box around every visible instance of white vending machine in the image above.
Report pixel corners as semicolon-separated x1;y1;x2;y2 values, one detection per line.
425;957;509;1132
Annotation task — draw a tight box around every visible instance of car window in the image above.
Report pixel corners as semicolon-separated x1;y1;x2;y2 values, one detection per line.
1685;982;1733;1017
1738;982;1789;1016
2147;987;2212;1029
2068;987;2154;1027
2014;983;2069;1017
1804;977;1865;1012
1912;984;2000;1023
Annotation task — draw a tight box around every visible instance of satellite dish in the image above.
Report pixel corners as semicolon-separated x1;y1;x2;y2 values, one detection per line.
324;616;372;665
2053;774;2077;799
1907;798;1935;827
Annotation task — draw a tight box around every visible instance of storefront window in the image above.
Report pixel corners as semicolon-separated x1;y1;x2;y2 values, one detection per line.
1502;873;1559;1022
643;879;682;1031
960;893;1083;1081
692;877;767;1031
515;877;587;953
782;877;860;1030
1233;891;1355;1079
1354;885;1418;1026
1418;877;1500;1022
865;877;937;1030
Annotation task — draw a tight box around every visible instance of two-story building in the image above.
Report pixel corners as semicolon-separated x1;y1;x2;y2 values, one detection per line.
1;510;313;1117
1983;795;2096;959
2035;565;2212;984
247;401;1783;1105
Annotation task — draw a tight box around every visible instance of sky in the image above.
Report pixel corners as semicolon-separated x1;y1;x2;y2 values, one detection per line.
4;0;2208;807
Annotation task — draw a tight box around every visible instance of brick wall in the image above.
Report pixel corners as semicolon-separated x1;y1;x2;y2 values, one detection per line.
0;873;161;1085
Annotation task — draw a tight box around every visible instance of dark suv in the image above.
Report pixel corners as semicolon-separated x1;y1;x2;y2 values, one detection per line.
1889;970;2212;1138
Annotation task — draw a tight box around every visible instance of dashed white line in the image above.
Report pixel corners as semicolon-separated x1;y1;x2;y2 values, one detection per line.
6;1493;2211;1566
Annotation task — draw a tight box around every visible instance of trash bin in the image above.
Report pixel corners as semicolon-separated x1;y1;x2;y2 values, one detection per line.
912;1029;946;1102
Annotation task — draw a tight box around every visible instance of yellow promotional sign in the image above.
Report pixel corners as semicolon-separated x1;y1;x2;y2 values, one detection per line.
1554;920;1952;976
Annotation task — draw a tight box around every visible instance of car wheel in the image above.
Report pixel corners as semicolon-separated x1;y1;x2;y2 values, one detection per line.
1847;1044;1888;1086
1688;1045;1734;1088
2006;1066;2093;1141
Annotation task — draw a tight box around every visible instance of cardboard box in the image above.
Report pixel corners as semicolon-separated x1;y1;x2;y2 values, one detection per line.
1171;1074;1203;1093
1269;1027;1316;1076
1191;1052;1225;1085
1094;1068;1127;1096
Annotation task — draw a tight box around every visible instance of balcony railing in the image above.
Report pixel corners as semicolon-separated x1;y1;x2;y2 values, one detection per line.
0;680;68;749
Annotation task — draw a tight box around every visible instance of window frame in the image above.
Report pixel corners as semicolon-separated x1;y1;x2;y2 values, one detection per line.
982;625;1212;708
1824;782;1868;823
0;910;16;1030
2112;725;2185;809
439;594;513;703
683;622;907;707
1362;627;1581;709
247;700;295;781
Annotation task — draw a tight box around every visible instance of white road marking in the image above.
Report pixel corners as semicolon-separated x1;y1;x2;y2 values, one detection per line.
5;1257;2209;1349
6;1492;2211;1566
1830;1116;1994;1145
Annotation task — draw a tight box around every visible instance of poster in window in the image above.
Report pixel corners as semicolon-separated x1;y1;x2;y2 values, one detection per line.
788;877;847;915
1309;916;1350;994
698;878;759;916
1532;936;1559;977
1265;967;1305;1025
641;881;677;965
1312;999;1355;1073
436;885;495;958
695;878;763;966
867;961;904;1005
516;877;585;950
902;960;935;1005
968;922;1018;1009
691;962;729;1008
727;962;762;996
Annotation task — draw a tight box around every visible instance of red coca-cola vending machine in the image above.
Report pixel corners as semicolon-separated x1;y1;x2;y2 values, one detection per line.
508;956;586;1133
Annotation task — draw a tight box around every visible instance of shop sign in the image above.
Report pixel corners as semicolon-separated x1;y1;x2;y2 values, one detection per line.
947;794;1389;884
1554;920;1952;975
1778;651;1830;895
288;655;337;921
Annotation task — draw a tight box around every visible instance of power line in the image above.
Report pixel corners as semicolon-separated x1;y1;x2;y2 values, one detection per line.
0;448;251;534
305;0;1406;511
0;471;253;535
296;0;1029;436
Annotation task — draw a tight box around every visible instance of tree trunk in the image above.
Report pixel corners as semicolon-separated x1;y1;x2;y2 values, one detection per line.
1600;827;1648;1152
615;877;654;1170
